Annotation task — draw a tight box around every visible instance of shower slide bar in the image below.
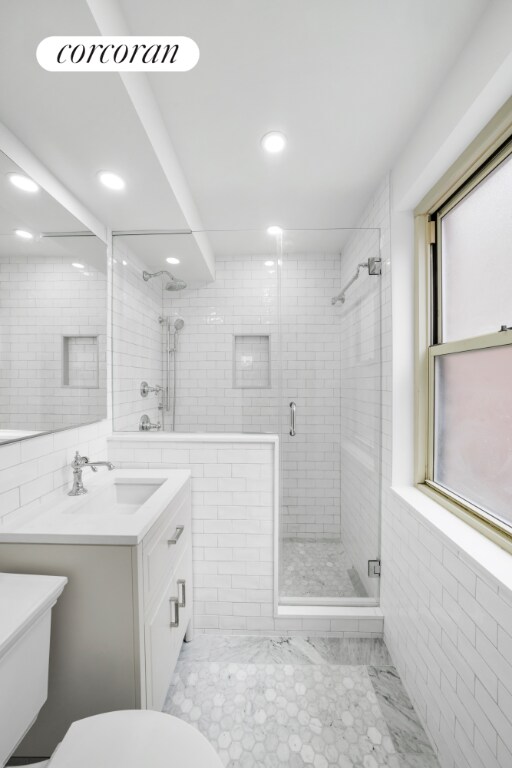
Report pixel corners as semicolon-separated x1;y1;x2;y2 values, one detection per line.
331;256;381;305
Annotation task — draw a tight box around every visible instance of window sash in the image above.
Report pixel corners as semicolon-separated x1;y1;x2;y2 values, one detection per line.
432;138;512;345
426;331;512;538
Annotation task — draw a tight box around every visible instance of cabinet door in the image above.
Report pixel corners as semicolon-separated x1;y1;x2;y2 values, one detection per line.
144;546;192;711
142;485;191;612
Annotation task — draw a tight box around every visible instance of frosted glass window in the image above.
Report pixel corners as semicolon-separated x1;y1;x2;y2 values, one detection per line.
441;152;512;342
434;345;512;529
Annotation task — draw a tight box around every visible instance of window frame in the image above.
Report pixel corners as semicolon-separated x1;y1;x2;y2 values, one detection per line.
414;105;512;552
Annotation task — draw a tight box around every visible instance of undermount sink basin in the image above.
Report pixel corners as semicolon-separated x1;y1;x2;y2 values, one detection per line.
64;479;165;516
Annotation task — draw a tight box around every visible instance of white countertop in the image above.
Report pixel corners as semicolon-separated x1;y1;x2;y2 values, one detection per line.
0;469;191;546
0;572;67;658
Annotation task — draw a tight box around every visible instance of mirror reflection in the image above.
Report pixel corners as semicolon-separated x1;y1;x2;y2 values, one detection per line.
0;151;107;444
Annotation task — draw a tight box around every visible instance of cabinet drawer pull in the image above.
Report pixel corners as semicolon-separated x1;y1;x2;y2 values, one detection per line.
169;597;180;628
167;526;184;546
177;579;186;608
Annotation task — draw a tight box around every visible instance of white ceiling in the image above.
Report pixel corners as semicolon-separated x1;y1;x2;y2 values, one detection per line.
0;0;188;231
0;0;490;276
126;0;489;231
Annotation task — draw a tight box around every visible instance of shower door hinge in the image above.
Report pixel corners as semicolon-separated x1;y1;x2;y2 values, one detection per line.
428;220;436;245
368;559;381;578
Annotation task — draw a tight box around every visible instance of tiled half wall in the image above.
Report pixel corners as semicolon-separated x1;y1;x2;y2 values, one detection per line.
108;433;384;637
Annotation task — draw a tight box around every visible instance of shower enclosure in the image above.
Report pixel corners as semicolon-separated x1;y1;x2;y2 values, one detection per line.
112;228;382;606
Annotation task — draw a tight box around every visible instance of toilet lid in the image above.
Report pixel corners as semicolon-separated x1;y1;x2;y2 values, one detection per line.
47;711;224;768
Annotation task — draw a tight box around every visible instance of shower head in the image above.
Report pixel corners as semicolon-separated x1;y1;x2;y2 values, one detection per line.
165;277;187;291
173;317;185;331
142;270;187;291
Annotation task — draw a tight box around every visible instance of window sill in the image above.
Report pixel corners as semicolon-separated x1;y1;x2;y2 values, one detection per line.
390;485;512;596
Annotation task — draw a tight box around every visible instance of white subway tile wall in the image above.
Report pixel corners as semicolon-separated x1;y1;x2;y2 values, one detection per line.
356;174;512;768
383;490;512;768
108;435;384;637
112;250;162;431
0;254;106;430
0;420;110;526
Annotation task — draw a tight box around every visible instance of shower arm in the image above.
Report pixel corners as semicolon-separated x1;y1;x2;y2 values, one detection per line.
143;270;175;282
331;256;382;305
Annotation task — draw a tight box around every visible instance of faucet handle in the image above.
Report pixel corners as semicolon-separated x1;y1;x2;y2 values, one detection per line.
71;451;87;469
71;452;99;472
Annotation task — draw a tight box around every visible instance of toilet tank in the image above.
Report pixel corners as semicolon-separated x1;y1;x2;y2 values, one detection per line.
0;573;67;766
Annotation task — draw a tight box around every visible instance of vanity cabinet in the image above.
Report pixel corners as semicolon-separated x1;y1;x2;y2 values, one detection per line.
0;478;192;758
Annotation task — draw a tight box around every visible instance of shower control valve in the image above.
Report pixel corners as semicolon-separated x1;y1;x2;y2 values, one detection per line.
139;414;161;431
140;381;163;398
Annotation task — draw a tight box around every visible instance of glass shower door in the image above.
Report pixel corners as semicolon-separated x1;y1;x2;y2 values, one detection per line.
277;229;382;604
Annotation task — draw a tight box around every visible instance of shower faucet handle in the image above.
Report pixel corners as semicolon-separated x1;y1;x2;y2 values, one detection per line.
140;381;163;398
139;414;161;431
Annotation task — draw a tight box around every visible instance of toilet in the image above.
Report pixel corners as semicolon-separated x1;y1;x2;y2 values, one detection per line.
24;711;224;768
0;572;222;768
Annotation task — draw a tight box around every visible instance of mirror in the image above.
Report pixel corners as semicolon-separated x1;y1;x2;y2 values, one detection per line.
0;151;107;444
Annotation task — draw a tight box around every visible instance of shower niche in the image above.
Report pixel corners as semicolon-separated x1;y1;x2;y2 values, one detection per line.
62;335;99;388
233;334;271;389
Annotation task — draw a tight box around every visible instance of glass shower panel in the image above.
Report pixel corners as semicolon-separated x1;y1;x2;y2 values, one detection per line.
111;226;383;605
161;231;280;433
278;229;382;603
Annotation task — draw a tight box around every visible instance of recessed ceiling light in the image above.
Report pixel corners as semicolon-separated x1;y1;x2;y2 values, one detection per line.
97;171;125;191
267;226;283;236
166;257;180;265
261;131;286;154
9;174;39;193
72;262;84;269
264;260;274;267
15;229;34;239
122;260;127;266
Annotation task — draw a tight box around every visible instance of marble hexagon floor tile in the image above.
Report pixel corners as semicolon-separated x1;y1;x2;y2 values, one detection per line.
164;637;440;768
165;661;403;767
280;540;368;599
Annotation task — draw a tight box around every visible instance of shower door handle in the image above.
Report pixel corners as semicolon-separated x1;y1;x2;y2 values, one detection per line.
289;402;296;436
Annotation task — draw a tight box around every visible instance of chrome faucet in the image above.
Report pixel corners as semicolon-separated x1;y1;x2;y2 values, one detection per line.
68;451;115;496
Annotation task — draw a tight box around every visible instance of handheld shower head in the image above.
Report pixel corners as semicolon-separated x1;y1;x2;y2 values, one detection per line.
142;270;187;291
173;318;185;331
